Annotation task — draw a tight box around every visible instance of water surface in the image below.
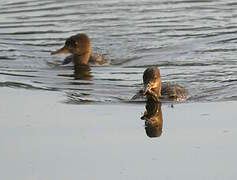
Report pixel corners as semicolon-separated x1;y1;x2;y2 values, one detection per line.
1;0;237;102
0;88;236;180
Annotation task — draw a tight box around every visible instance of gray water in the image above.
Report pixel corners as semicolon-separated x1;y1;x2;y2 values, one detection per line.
1;0;237;103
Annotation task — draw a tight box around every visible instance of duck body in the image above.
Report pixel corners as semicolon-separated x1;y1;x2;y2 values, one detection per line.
51;33;109;66
61;53;109;66
160;82;188;102
89;53;109;65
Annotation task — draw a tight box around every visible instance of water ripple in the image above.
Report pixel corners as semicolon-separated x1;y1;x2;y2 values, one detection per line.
1;0;237;103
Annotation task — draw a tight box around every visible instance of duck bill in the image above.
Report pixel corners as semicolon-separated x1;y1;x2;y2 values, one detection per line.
143;83;160;101
51;46;70;55
143;84;151;96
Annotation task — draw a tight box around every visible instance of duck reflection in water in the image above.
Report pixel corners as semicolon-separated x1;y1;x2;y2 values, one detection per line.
57;65;92;80
141;98;163;138
74;65;92;80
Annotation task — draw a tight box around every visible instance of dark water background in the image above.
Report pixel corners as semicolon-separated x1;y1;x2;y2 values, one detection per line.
1;0;237;103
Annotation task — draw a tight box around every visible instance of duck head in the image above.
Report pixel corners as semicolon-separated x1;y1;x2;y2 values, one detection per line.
51;33;91;65
143;67;162;100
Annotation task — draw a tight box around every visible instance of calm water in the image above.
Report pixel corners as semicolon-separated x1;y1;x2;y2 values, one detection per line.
1;0;237;103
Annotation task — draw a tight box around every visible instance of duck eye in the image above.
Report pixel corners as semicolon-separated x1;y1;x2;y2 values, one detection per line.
65;38;77;48
70;40;77;47
65;39;70;46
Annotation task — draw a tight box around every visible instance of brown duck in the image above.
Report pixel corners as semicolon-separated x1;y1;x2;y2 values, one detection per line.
51;33;108;66
133;66;188;102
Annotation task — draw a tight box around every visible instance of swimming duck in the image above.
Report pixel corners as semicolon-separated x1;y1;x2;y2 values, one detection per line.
132;66;188;102
51;33;108;66
143;67;162;101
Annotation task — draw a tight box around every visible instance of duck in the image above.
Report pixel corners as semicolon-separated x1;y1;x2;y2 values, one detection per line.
143;67;162;101
51;33;108;66
132;66;188;102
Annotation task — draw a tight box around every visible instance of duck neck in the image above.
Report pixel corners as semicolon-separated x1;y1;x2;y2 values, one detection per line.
73;51;91;65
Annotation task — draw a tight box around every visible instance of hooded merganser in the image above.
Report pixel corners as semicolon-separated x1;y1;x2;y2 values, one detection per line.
132;66;188;102
51;33;108;66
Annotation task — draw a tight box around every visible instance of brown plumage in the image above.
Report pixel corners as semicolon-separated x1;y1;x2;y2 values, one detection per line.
143;67;162;101
132;66;188;102
51;33;108;66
